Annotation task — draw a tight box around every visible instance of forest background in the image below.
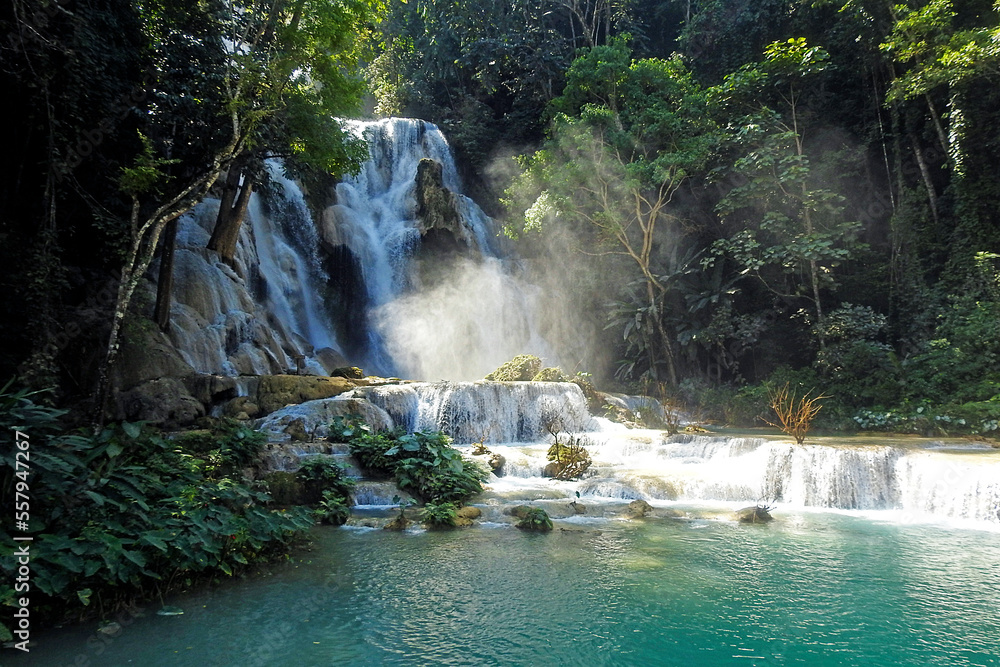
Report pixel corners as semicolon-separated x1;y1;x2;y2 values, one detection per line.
2;0;1000;432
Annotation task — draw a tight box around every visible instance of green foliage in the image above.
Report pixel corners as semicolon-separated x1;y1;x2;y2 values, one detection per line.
347;429;403;478
389;432;490;504
295;455;355;505
545;438;593;480
0;384;312;626
515;507;553;532
420;501;459;529
314;490;351;526
328;413;367;443
345;423;488;505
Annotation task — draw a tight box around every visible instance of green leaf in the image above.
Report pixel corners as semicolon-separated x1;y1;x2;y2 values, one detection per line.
77;588;93;606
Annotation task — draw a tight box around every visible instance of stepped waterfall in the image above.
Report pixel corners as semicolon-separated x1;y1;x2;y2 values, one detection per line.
164;117;999;530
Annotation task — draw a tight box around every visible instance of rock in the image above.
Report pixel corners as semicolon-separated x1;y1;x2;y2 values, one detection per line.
255;374;356;415
256;396;394;442
506;505;533;520
117;377;205;428
570;501;587;515
331;366;365;379
384;515;410;531
284;418;310;442
484;355;542;382
624;499;654;519
414;158;477;250
182;373;238;407
98;621;122;636
315;348;350;375
221;396;261;420
113;327;196;390
532;367;569;382
736;506;774;524
571;376;604;413
456;506;482;520
488;453;506;475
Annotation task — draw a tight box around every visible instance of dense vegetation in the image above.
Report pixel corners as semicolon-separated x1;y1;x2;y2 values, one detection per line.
0;385;317;636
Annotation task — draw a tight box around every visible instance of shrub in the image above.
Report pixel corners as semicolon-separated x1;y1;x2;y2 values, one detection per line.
0;383;313;631
516;507;553;532
389;432;489;504
314;490;351;525
347;429;402;477
295;455;355;505
420;501;459;528
328;414;366;443
765;383;827;444
545;438;592;480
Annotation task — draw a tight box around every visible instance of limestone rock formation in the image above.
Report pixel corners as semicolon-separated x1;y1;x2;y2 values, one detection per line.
485;355;543;382
255;375;356;415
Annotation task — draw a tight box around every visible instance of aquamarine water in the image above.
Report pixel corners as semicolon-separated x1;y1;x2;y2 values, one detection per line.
13;510;1000;666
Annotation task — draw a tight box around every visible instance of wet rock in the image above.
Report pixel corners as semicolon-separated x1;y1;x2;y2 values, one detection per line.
384;515;410;531
222;396;261;420
331;366;365;379
624;499;654;519
506;505;533;520
488;453;506;475
570;500;587;515
256;374;356;415
257;396;394;442
736;506;774;524
284;418;310;442
456;506;482;520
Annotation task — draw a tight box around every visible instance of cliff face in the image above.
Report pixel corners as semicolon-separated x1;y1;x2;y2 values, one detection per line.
414;157;479;253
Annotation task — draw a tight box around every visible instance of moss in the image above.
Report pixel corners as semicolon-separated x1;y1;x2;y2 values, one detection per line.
532;367;569;382
485;355;542;381
263;471;306;506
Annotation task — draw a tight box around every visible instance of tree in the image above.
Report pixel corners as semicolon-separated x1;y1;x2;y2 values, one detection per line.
93;0;378;424
506;38;717;384
711;38;863;349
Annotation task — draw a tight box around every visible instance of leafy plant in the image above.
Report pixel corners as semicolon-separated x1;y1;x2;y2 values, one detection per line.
328;414;367;443
516;507;553;532
420;501;459;529
295;455;355;505
347;429;402;477
314;490;351;525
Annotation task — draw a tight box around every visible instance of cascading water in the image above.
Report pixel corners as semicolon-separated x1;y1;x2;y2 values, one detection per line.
329;118;555;379
167;160;343;376
258;380;1000;527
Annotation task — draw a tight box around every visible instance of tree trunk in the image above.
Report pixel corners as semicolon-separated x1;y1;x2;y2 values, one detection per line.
909;131;941;228
154;217;179;332
208;168;253;266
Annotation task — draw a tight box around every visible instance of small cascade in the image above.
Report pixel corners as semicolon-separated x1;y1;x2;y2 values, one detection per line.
352;380;597;443
485;432;1000;526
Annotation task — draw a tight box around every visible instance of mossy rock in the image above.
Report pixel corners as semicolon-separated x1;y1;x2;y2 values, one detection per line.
624;499;653;519
456;506;482;520
256;375;355;415
506;505;533;519
331;366;365;379
485;355;542;382
384;515;410;531
532;367;569;382
571;376;604;413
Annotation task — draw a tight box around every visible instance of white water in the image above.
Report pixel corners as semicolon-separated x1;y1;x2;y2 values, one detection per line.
484;430;1000;527
330;118;555;378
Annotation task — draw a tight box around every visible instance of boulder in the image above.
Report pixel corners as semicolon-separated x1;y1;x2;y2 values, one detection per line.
221;396;261;420
736;506;774;524
182;373;238;407
570;500;587;515
456;506;482;520
414;158;477;250
506;505;533;520
624;499;654;519
331;366;365;379
117;377;205;428
255;374;356;415
256;395;395;442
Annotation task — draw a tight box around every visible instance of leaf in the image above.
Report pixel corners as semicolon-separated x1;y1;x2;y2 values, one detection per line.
84;490;106;506
122;422;142;439
77;588;93;606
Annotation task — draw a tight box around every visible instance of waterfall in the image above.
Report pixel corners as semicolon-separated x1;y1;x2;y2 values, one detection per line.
167;162;343;377
485;432;1000;526
329;118;555;379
